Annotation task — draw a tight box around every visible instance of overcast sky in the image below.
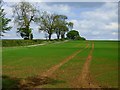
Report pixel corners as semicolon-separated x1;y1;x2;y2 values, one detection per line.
1;0;118;40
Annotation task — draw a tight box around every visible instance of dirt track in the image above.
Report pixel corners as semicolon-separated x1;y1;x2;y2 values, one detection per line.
41;42;89;77
19;42;92;89
72;42;101;88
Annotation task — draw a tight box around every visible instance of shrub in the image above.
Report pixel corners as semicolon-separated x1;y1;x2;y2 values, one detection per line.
76;36;86;40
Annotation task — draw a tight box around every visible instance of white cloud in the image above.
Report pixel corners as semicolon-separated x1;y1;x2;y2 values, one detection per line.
81;3;117;22
69;2;118;40
105;22;118;30
37;2;74;16
112;32;117;35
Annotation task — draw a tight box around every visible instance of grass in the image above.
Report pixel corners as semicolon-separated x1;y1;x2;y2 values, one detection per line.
2;40;119;88
3;41;84;77
90;41;118;88
2;40;87;88
42;42;92;88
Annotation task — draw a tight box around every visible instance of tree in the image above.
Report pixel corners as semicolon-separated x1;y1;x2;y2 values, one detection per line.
0;0;12;36
17;27;33;40
36;11;56;40
54;15;69;39
60;25;69;39
12;1;37;40
59;15;68;39
66;30;80;40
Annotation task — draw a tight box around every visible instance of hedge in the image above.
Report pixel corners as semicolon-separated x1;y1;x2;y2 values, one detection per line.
2;39;46;47
2;39;66;47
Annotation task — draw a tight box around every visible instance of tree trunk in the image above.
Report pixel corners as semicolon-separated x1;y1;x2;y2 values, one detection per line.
57;34;60;39
56;31;60;39
26;25;31;40
24;38;29;40
30;33;33;40
61;34;65;39
49;34;52;40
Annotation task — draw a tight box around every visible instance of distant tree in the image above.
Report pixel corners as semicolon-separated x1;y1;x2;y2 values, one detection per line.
60;25;69;39
59;15;68;39
54;15;61;39
54;15;69;39
66;30;80;40
54;15;68;39
12;1;37;40
35;11;56;40
0;0;12;36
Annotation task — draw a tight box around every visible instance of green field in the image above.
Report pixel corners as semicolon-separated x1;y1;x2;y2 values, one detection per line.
2;40;118;89
90;41;118;88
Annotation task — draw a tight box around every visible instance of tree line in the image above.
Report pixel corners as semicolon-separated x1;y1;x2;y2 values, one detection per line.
1;1;85;40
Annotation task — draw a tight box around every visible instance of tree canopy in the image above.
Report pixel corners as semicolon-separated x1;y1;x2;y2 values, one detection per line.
66;30;80;40
54;14;69;39
67;30;86;40
35;12;70;40
12;1;37;40
35;11;56;40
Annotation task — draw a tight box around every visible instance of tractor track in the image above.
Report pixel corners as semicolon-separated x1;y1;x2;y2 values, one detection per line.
72;42;101;88
41;42;89;77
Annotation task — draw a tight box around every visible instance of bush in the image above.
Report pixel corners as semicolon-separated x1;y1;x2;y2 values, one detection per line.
66;30;80;40
75;36;86;40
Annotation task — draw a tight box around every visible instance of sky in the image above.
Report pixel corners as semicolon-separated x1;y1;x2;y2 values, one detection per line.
1;0;119;40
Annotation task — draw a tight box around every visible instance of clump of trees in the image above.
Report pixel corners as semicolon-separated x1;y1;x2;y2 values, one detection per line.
0;0;12;36
35;12;73;40
54;15;68;39
12;1;74;40
1;0;85;41
66;30;86;40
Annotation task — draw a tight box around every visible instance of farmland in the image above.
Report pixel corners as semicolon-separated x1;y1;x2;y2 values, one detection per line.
2;40;118;89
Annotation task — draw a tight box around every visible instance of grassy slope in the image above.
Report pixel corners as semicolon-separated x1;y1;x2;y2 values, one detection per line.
90;41;118;88
2;41;118;88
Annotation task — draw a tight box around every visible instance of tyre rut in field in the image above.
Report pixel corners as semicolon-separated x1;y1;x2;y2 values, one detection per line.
72;42;100;88
41;42;89;77
19;42;89;89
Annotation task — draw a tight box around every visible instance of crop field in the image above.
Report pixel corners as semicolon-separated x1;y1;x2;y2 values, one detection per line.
2;40;118;89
